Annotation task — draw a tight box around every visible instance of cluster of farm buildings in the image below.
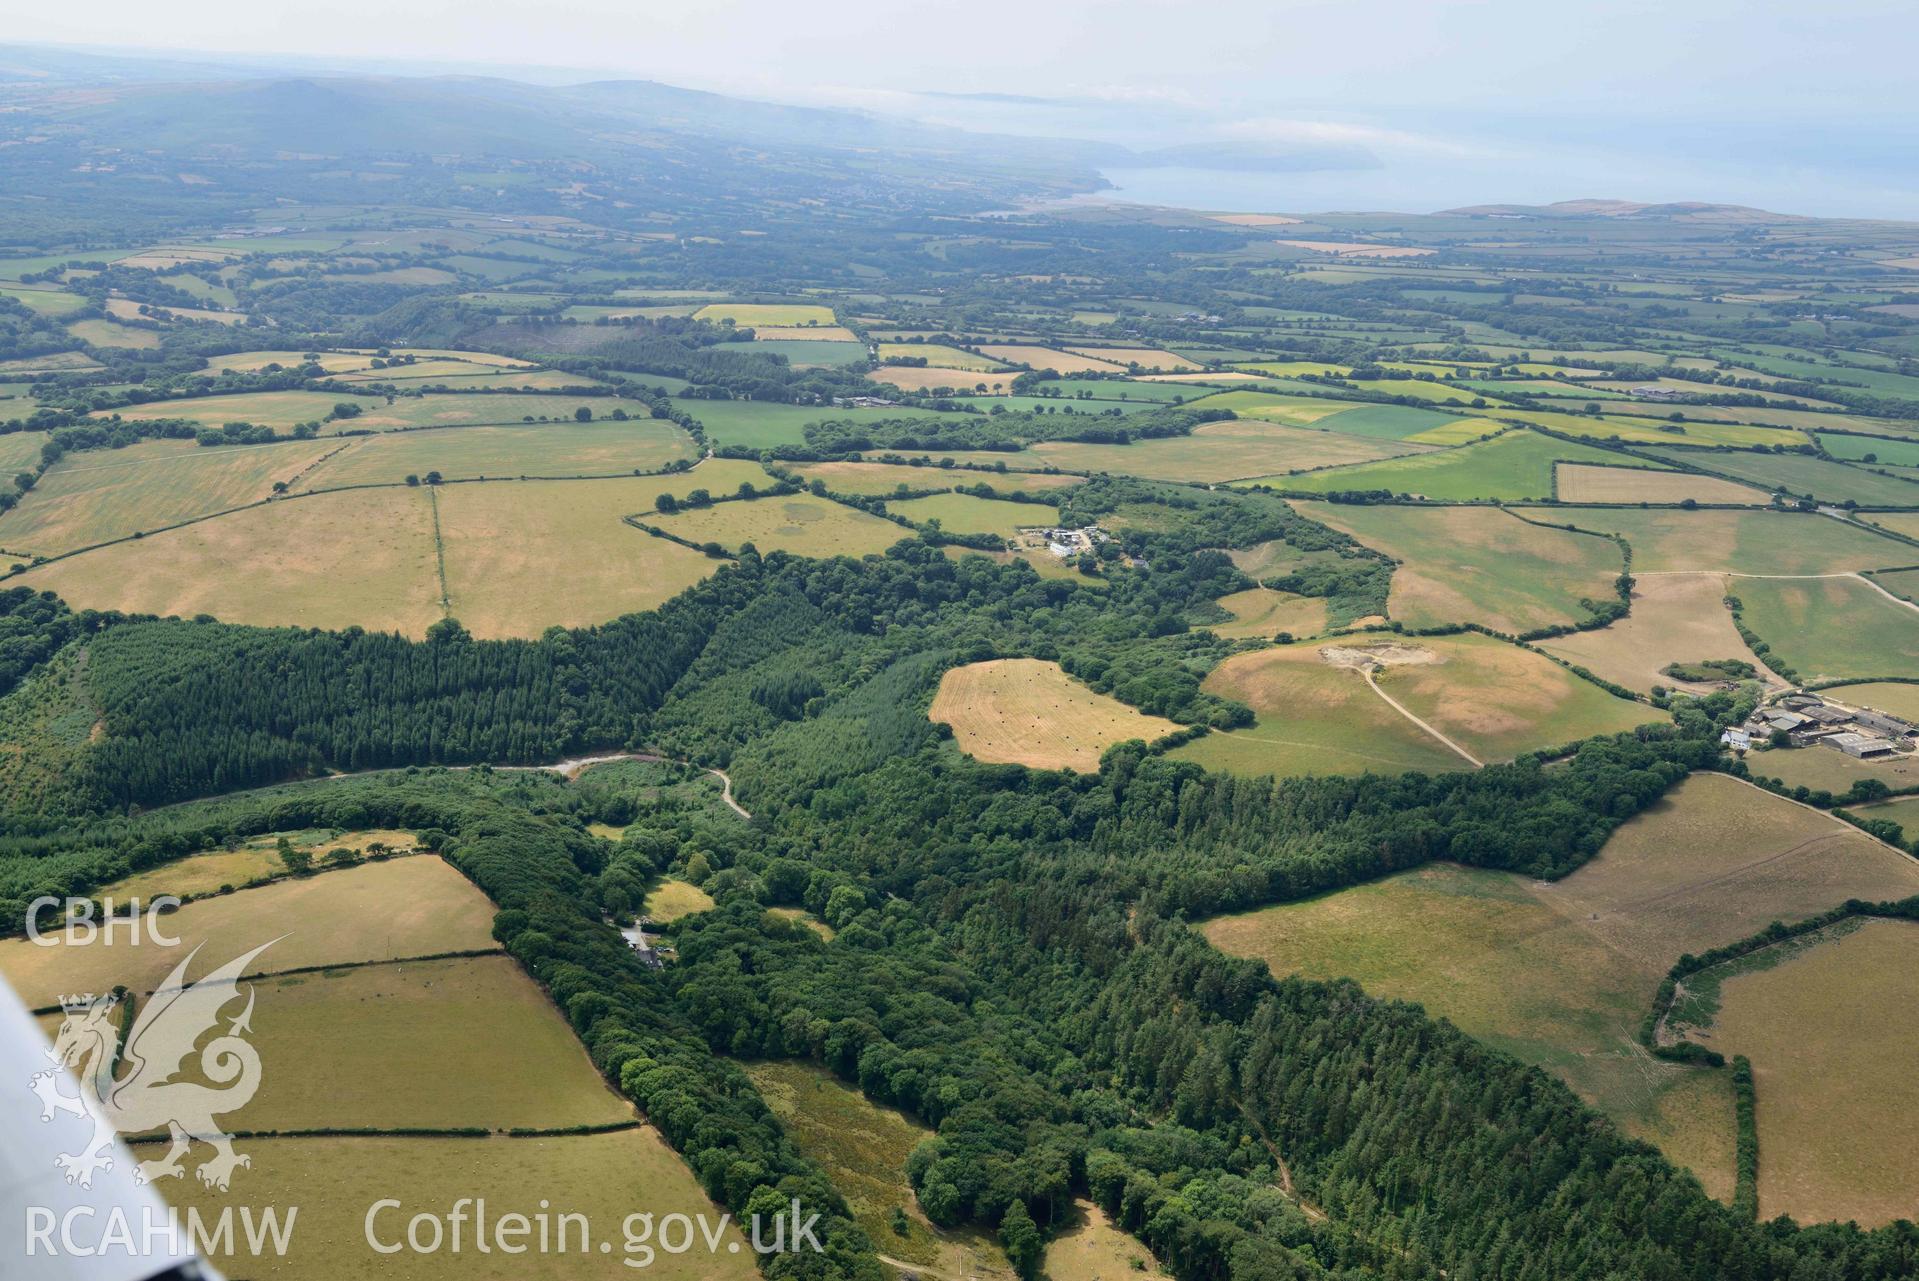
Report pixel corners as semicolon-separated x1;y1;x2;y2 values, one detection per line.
1722;694;1916;758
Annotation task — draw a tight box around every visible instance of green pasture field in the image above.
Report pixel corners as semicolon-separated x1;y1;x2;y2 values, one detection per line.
1301;503;1626;634
234;954;632;1131
1743;744;1919;795
1733;575;1919;679
747;1060;1016;1278
1497;409;1810;449
0;437;340;556
1820;433;1919;466
793;460;1082;497
646;493;904;559
0;429;49;475
1043;378;1198;402
0;855;499;1009
676;399;956;450
888;492;1057;536
1820;681;1919;722
1185;389;1358;426
0;285;87;317
66;318;162;349
749;339;868;367
1259;429;1659;501
1710;919;1919;1227
694;302;837;326
1027;419;1427;483
298;420;696;489
157;1129;755;1281
1869;566;1919;602
1642;448;1919;508
96;390;357;430
435;478;722;639
1550;508;1911;574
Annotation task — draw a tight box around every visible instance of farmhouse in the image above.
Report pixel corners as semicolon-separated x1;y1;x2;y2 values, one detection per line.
1720;727;1753;751
1630;385;1691;402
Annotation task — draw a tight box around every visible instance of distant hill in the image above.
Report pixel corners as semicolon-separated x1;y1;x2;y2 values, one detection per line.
1442;198;1800;222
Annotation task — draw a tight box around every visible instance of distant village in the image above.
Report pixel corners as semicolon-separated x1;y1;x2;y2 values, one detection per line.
1722;693;1916;759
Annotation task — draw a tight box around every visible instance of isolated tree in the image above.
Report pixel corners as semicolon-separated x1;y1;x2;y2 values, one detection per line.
574;406;593;422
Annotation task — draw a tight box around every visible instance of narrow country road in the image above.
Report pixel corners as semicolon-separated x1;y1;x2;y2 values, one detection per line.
1361;670;1484;768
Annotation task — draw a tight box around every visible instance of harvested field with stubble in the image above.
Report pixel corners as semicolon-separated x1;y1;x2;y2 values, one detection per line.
1541;573;1774;695
233;954;633;1132
1556;508;1911;574
93;389;355;430
0;436;342;555
1369;631;1661;762
1031;418;1427;483
1711;919;1919;1227
873;364;1025;394
1555;463;1770;505
156;1129;756;1281
872;342;1007;371
0;855;500;1009
17;485;446;635
1063;345;1200;370
930;658;1182;772
1301;503;1626;635
1200;775;1919;1201
434;478;721;638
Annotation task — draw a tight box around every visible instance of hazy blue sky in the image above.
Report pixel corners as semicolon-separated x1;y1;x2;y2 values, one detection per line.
8;1;1916;216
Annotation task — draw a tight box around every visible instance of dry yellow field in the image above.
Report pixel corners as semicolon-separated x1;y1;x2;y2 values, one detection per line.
1045;1201;1171;1281
17;486;446;636
930;658;1182;771
975;344;1127;374
1275;240;1434;258
102;830;417;902
1062;346;1200;371
1542;573;1775;695
1713;919;1919;1227
645;493;905;559
434;479;721;639
642;879;716;923
1203;587;1329;639
0;856;500;1009
1555;463;1770;505
0;436;342;556
751;324;859;341
873;364;1024;394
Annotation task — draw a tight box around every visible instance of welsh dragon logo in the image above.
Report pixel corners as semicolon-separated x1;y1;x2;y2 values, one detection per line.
30;939;279;1191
